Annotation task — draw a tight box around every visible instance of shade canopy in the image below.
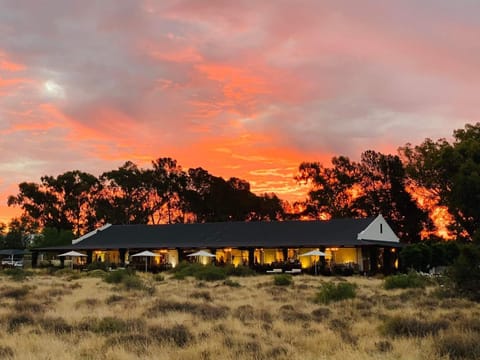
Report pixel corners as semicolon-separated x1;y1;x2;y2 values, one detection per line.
187;250;216;257
299;250;326;257
0;249;28;256
58;250;87;257
131;250;159;257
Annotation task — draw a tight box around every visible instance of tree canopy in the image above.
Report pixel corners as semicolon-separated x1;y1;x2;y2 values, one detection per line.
6;123;480;243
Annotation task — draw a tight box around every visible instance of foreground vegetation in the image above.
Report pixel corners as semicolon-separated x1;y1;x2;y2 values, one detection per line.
0;268;479;360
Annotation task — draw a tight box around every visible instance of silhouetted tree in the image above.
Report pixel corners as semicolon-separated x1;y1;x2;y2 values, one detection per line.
297;151;429;242
8;171;99;235
96;161;153;224
400;123;480;240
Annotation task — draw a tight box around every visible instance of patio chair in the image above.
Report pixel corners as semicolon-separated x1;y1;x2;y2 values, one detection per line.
266;268;283;274
285;268;302;274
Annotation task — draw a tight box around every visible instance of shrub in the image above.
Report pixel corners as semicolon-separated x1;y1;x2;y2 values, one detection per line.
224;279;241;287
436;332;480;359
171;262;204;279
0;346;14;359
2;268;32;281
14;301;44;313
147;300;228;320
315;282;356;304
87;317;146;334
273;274;292;286
311;307;331;320
105;294;125;305
105;334;151;355
225;265;256;277
153;274;164;282
448;244;480;300
104;269;134;284
190;291;212;301
381;316;448;338
375;340;393;352
400;243;432;272
384;271;427;290
2;286;29;299
6;313;35;332
195;266;227;281
39;317;73;334
122;275;145;291
86;261;110;271
172;262;228;281
149;324;193;347
87;269;107;278
54;268;75;277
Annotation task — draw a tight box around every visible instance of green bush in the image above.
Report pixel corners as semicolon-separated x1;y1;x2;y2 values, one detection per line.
153;274;164;282
224;279;241;287
315;282;356;304
381;316;448;338
86;261;111;271
104;269;134;284
122;275;145;291
448;244;480;300
384;271;427;290
273;274;292;286
195;266;227;281
225;265;256;277
54;268;76;277
87;269;107;278
172;263;227;281
1;268;32;281
171;262;204;279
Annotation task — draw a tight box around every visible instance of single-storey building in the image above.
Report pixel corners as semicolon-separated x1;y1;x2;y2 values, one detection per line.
32;214;401;274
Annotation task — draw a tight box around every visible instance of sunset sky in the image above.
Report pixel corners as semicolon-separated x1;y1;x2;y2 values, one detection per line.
1;1;480;224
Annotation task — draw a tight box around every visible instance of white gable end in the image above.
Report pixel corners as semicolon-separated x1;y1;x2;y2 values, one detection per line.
357;214;399;243
72;223;111;244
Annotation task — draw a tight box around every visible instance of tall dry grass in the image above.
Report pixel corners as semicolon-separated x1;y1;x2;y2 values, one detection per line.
0;270;479;359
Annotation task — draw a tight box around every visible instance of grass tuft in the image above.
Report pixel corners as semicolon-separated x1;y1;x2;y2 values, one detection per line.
315;282;356;304
149;324;193;347
436;332;480;359
384;271;427;290
381;316;449;338
0;346;14;359
273;274;292;286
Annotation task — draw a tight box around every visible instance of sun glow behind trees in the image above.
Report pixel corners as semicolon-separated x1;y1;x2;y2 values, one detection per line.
3;123;480;244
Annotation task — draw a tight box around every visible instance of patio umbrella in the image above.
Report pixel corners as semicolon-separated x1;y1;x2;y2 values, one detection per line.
131;250;160;272
58;250;87;269
187;250;216;265
299;250;326;257
187;250;216;257
299;250;326;275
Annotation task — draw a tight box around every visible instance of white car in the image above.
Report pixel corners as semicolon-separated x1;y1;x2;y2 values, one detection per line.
1;259;24;267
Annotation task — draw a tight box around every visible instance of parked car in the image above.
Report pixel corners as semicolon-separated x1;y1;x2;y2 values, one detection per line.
1;258;24;268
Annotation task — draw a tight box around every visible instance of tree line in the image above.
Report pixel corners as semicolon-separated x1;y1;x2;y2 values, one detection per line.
2;122;480;248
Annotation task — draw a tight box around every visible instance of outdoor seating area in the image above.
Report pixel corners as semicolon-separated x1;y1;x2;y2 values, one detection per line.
285;268;302;274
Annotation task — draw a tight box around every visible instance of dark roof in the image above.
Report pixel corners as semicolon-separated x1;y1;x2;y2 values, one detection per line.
35;217;401;251
0;249;29;255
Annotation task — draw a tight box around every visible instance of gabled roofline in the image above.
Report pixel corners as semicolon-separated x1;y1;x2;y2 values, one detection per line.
357;214;399;242
72;223;112;244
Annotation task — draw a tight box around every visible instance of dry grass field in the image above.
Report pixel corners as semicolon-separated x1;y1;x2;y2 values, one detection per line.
0;269;479;360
